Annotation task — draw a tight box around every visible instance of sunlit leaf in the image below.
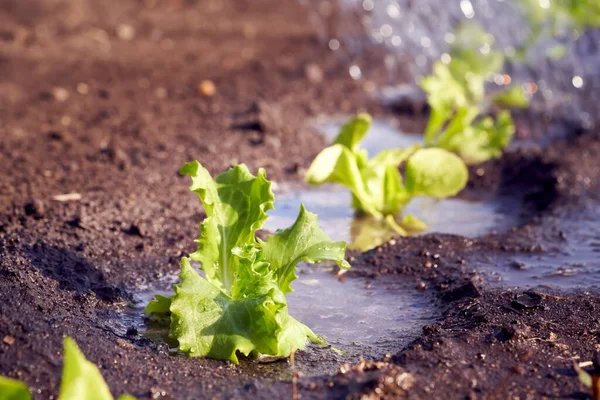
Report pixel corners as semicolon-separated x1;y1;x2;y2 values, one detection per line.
0;376;30;400
404;148;469;198
147;163;348;362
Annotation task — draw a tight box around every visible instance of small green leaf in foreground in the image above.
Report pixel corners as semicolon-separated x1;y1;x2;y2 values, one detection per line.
0;338;134;400
0;376;30;400
59;338;117;400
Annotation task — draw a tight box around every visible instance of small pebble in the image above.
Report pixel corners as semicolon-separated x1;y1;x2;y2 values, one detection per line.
60;116;71;126
3;335;15;345
149;387;167;399
138;78;150;89
116;339;135;349
116;24;135;41
52;87;69;102
363;80;376;93
305;63;323;83
154;87;167;99
52;193;82;202
76;82;89;95
198;80;216;97
242;24;257;39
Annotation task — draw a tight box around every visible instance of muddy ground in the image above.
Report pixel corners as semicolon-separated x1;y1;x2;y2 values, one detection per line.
1;0;600;399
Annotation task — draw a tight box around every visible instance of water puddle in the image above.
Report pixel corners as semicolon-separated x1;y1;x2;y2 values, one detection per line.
112;262;435;373
477;204;600;290
316;116;422;155
288;264;434;361
266;185;519;249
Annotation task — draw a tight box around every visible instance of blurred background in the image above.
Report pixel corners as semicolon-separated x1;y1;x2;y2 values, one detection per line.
303;0;600;132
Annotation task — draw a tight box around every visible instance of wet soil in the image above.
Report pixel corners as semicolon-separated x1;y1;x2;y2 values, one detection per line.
1;0;600;399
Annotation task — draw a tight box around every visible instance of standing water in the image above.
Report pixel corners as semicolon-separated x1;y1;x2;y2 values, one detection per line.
477;203;600;290
108;262;437;375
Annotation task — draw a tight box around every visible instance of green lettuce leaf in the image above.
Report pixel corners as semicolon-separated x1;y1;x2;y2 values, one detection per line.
307;114;468;231
147;162;348;363
180;161;274;292
60;338;135;400
432;106;480;149
420;62;468;111
144;294;172;315
400;214;428;233
365;146;420;172
333;113;372;154
451;110;515;164
486;110;516;150
305;139;423;218
426;105;516;165
260;204;350;293
420;21;519;164
449;23;504;82
364;151;415;215
169;256;322;363
59;338;115;400
0;376;30;400
0;339;134;400
305;144;381;217
349;217;396;252
404;148;469;198
492;86;530;109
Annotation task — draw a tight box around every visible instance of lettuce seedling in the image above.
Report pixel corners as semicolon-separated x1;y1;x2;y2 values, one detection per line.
305;114;468;233
513;0;600;61
0;337;135;400
574;361;600;399
520;0;600;34
420;23;527;164
145;162;350;363
426;106;516;165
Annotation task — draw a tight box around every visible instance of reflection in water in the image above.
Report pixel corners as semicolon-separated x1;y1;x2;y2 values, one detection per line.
288;264;435;360
266;184;519;250
350;216;396;251
317;117;422;155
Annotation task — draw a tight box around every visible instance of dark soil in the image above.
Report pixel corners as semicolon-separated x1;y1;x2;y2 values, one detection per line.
1;0;600;399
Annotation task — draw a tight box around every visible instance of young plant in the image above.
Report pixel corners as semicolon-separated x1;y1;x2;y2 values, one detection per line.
514;0;600;60
145;162;350;363
574;361;600;399
0;337;135;400
420;23;528;164
305;113;468;233
520;0;600;35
